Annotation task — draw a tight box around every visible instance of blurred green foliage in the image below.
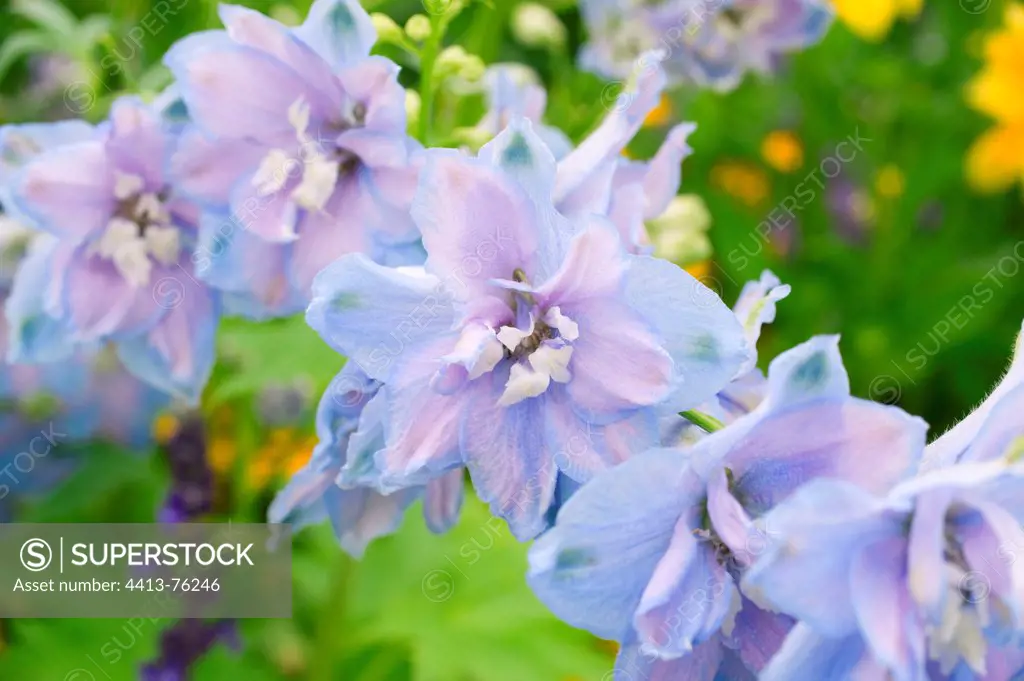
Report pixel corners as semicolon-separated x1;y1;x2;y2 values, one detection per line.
1;0;1023;678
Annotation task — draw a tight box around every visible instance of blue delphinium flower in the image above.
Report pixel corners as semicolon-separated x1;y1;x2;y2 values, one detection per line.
579;0;833;91
553;54;696;255
306;118;748;539
528;336;927;679
1;97;220;402
745;436;1024;679
269;362;463;556
165;0;424;319
480;64;573;159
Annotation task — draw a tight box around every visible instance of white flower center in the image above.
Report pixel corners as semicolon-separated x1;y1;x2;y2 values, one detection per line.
497;306;579;407
927;565;989;676
92;171;180;288
251;97;364;213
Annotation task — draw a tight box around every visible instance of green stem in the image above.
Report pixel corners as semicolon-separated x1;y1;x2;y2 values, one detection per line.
309;554;354;681
679;410;725;433
416;17;444;146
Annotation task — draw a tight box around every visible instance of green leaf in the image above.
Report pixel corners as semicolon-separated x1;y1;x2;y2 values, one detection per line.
11;0;79;37
0;617;163;680
335;495;615;681
208;315;345;406
0;31;57;83
72;14;114;56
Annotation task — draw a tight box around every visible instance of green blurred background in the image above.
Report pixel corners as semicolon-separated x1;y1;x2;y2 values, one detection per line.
0;0;1022;678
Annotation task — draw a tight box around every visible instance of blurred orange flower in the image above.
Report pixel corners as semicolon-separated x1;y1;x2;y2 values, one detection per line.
761;130;804;173
711;161;771;207
643;94;673;128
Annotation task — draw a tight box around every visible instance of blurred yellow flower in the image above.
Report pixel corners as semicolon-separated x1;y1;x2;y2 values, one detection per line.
208;438;236;477
966;5;1024;193
711;161;771;207
761;130;804;173
875;164;906;198
152;413;180;445
832;0;923;42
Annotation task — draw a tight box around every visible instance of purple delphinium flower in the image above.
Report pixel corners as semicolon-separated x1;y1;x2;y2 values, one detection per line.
554;55;696;255
269;363;463;556
165;0;423;319
141;619;239;681
307;118;748;539
480;64;573;159
579;0;833;91
2;97;220;402
158;415;214;524
528;336;927;679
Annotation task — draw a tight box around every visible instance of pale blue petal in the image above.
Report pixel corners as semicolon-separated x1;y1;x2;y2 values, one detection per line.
293;0;376;69
423;468;464;534
479;118;557;208
623;254;749;412
307;254;454;382
5;234;75;362
461;373;557;541
528;448;699;641
615;639;726;681
760;624;877;681
742;479;907;637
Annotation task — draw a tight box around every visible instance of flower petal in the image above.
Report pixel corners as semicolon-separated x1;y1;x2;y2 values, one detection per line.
461;374;557;540
640;122;696;219
307;253;454;381
760;624;879;681
623;254;749;412
194;210;304;319
849;536;922;675
373;335;465;488
115;264;219;403
13;140;114;240
412;150;543;299
4;234;74;363
565;297;673;417
292;0;376;69
634;518;736;655
165;33;332;145
56;244;165;340
614;639;726;681
423;468;464;534
742;479;905;637
170;127;266;207
527;448;698;641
